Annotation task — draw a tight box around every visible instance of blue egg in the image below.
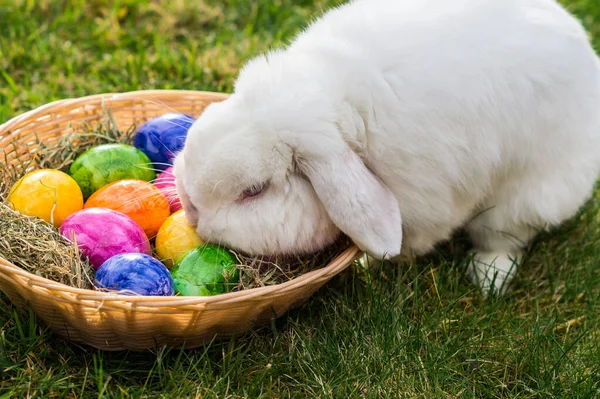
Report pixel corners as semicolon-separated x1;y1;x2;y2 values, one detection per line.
94;253;175;296
133;113;195;171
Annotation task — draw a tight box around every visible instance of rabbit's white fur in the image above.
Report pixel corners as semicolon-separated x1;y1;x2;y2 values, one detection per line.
174;0;600;294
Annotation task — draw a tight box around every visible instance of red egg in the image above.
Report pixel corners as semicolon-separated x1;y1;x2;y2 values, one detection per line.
153;166;182;213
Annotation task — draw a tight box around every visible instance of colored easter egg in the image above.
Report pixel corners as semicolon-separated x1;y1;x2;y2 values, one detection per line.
155;210;204;268
170;244;239;296
69;143;156;199
7;169;83;228
133;113;195;171
59;208;151;270
94;253;174;296
153;166;182;212
84;179;170;238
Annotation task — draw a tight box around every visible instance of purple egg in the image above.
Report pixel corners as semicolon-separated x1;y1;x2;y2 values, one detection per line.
133;113;195;171
153;166;182;213
94;253;175;296
60;208;151;270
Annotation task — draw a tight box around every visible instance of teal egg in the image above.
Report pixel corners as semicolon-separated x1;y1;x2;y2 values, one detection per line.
170;244;239;296
69;143;156;198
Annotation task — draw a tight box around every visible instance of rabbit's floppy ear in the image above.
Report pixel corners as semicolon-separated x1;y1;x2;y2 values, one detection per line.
288;131;402;259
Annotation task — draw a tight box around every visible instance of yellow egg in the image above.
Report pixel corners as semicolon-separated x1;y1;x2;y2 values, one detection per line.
155;210;204;268
7;169;84;228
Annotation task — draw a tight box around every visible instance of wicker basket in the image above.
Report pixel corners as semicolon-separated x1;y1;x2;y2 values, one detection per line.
0;90;360;351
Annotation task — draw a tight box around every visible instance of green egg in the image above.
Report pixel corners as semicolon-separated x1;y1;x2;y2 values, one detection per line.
69;143;156;199
170;244;239;296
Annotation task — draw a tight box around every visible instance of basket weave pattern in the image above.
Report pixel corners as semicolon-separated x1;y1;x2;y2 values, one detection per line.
0;90;360;351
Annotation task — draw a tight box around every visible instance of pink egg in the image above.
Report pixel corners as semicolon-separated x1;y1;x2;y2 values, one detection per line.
59;208;151;270
153;166;182;213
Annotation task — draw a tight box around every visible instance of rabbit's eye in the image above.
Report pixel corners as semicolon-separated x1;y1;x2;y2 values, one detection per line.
241;181;268;200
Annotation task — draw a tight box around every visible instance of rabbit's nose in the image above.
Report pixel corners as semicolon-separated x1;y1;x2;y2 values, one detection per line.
175;183;199;227
183;200;199;227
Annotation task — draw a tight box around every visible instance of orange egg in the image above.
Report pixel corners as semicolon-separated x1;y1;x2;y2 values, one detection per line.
84;179;170;238
7;169;84;228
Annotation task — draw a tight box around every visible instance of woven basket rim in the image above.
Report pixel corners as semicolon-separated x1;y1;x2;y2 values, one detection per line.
0;89;229;133
0;246;360;306
0;89;362;307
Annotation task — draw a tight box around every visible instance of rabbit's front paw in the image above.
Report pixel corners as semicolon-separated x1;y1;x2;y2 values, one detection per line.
466;251;522;296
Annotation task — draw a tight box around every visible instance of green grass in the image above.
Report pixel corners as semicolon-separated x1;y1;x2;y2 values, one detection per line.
1;0;600;397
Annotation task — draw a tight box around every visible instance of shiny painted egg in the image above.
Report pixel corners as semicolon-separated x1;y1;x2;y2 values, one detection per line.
69;143;156;199
7;169;84;228
84;179;171;238
155;210;204;268
170;244;239;296
133;113;195;171
59;208;151;270
94;253;174;296
153;166;182;213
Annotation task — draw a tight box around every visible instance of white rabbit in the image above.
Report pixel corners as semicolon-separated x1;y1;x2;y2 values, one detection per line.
173;0;600;295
